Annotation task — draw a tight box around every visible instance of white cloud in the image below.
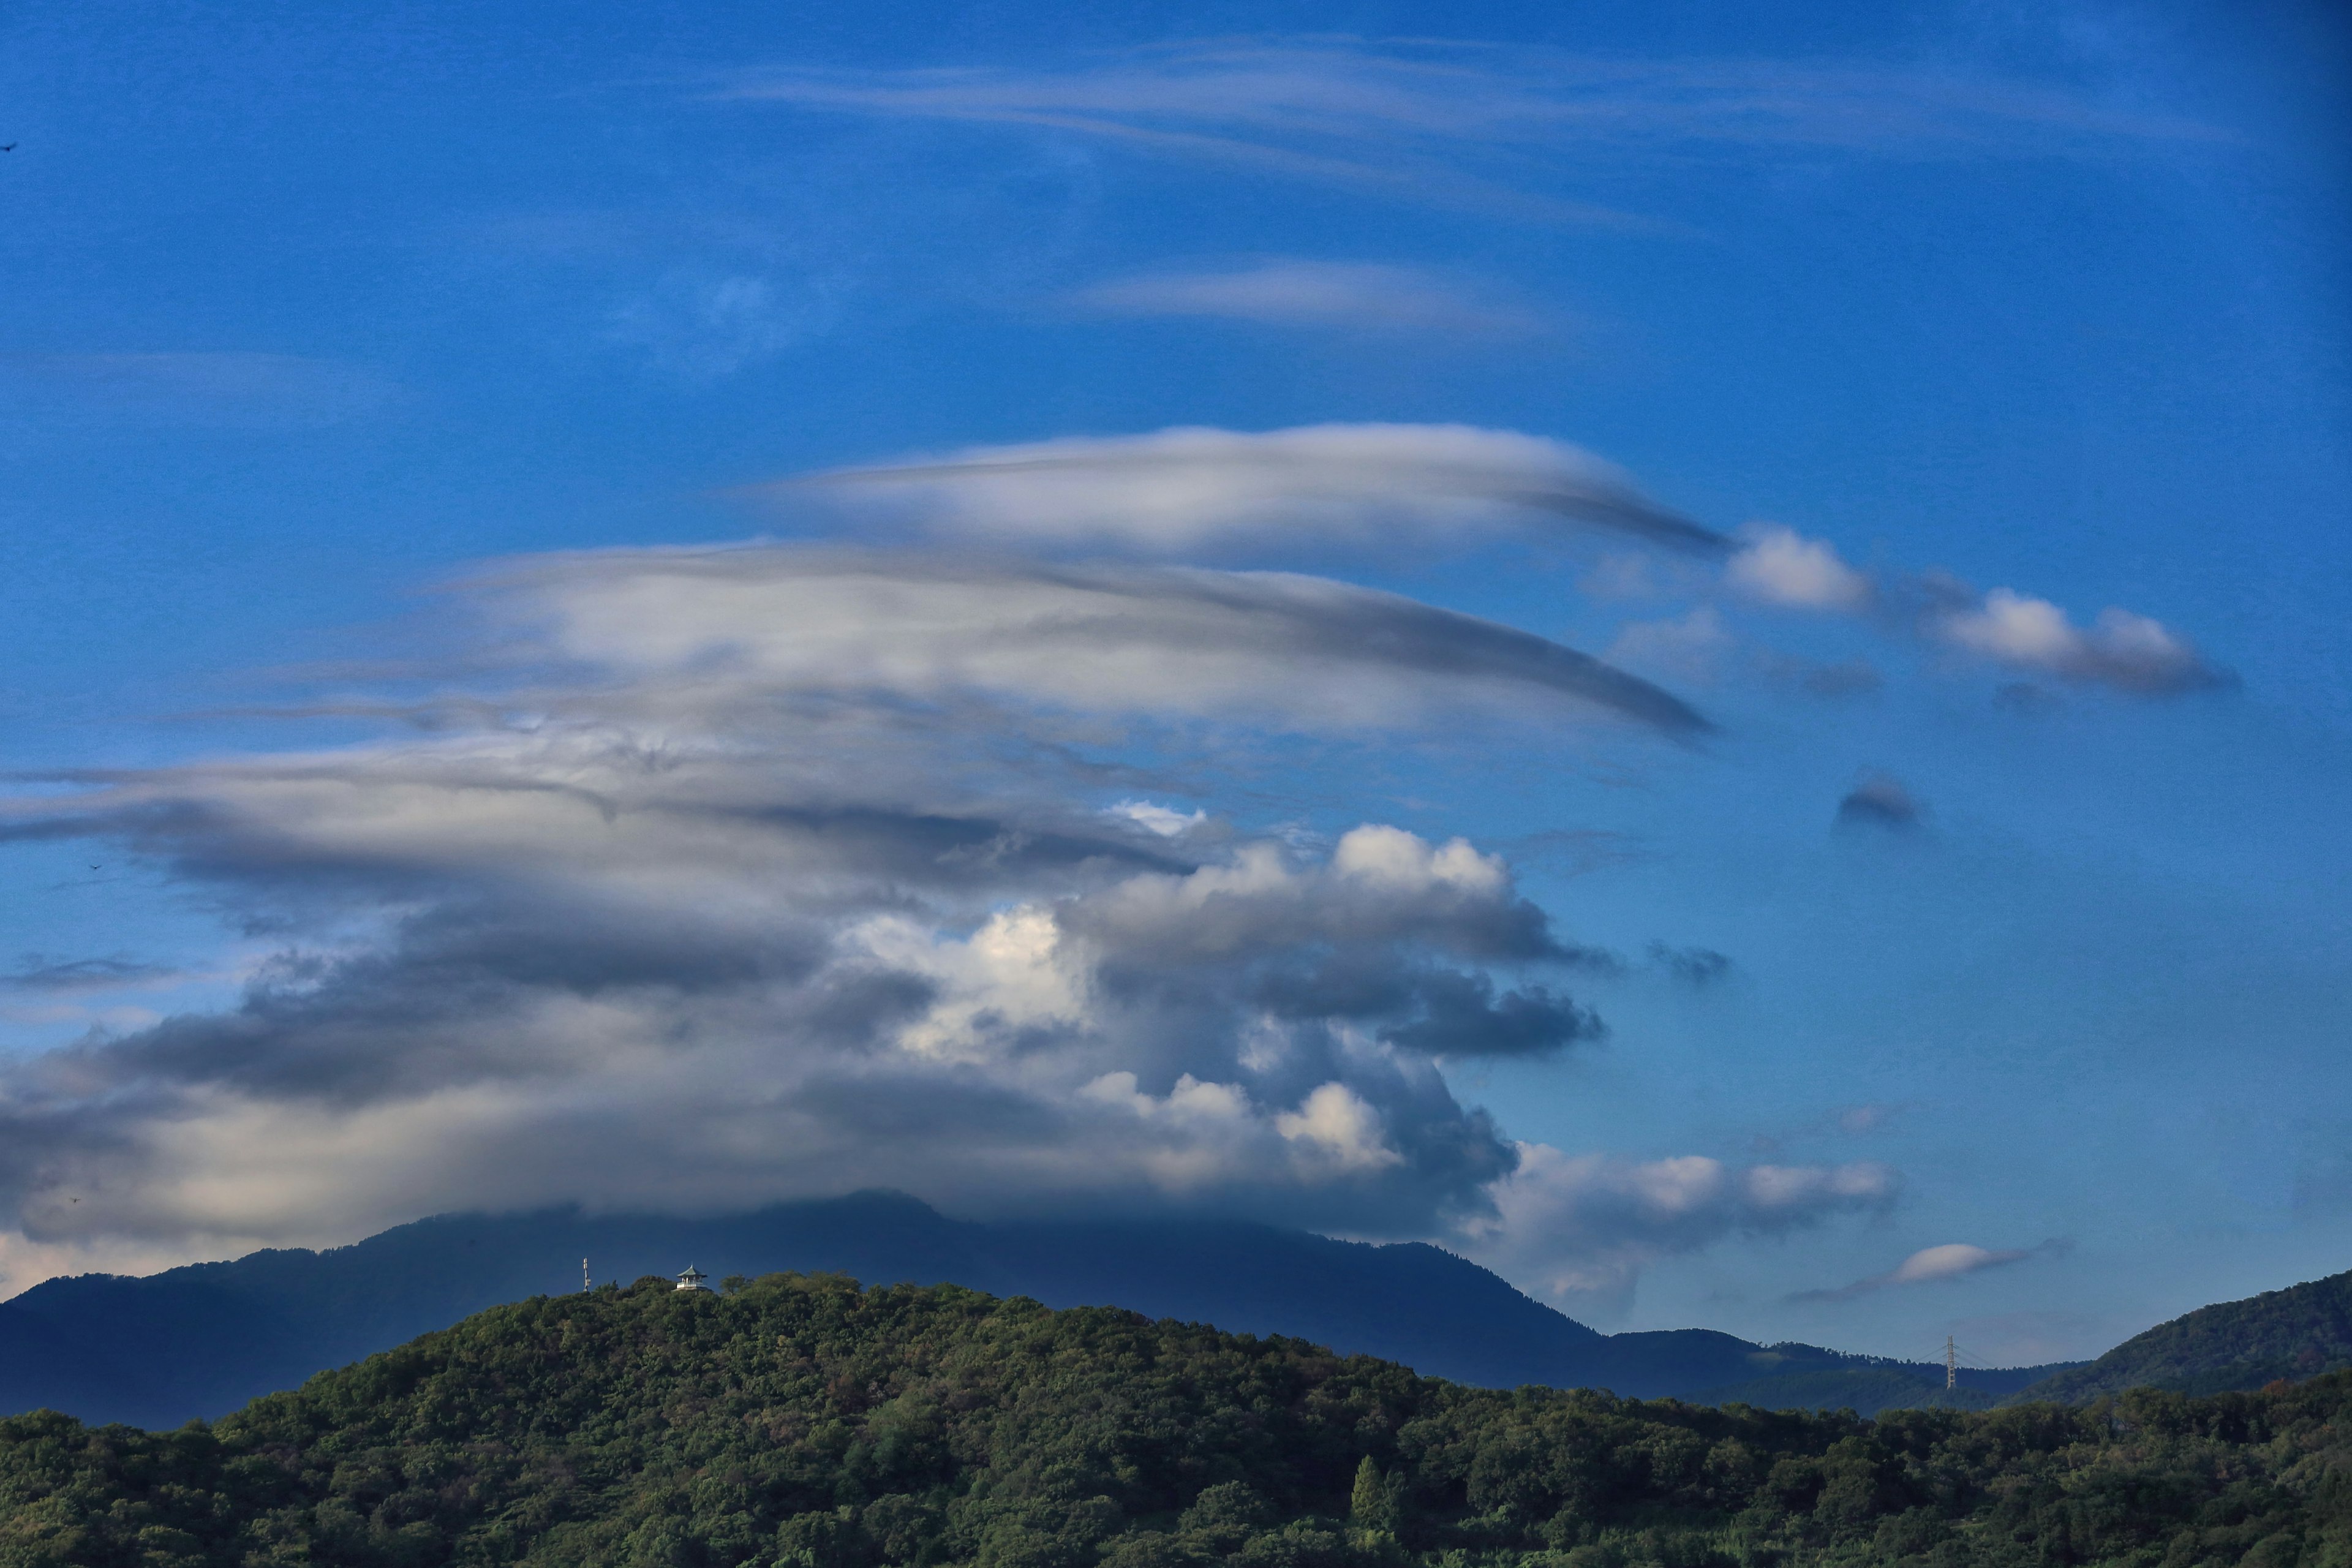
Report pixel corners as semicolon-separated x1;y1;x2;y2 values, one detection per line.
0;526;1638;1260
1929;586;2223;695
727;42;2231;228
1606;606;1732;684
1278;1083;1407;1174
1794;1238;2068;1302
1465;1143;1898;1311
502;546;1709;734
1071;259;1546;336
1726;524;1873;611
1107;800;1208;838
785;423;1725;555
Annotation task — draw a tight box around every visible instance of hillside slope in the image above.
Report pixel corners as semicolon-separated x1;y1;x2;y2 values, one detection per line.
0;1193;2050;1427
0;1272;2340;1568
2014;1266;2352;1403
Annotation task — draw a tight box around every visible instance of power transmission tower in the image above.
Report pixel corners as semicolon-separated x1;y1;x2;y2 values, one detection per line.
1945;1335;1957;1391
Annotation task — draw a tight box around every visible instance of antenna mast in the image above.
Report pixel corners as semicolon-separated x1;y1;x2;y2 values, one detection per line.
1945;1335;1956;1391
583;1257;591;1294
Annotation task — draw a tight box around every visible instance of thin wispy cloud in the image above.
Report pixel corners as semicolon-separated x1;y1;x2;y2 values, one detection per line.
0;353;394;429
1070;259;1549;337
1;957;179;994
725;40;2234;227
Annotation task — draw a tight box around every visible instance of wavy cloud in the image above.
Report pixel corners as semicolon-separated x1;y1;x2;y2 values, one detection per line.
787;424;1725;556
727;41;2231;226
0;541;1736;1294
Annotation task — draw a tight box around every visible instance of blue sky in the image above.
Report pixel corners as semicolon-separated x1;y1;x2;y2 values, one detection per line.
0;0;2346;1366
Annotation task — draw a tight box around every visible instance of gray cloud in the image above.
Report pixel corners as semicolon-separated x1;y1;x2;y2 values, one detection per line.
2;956;179;993
783;425;1727;557
1836;770;1926;831
491;546;1714;736
0;543;1706;1267
1069;260;1548;337
1647;943;1732;988
1916;578;2230;696
1468;1145;1899;1313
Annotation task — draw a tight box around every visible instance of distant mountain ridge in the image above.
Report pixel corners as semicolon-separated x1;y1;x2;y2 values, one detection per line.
2009;1266;2352;1403
0;1190;2046;1428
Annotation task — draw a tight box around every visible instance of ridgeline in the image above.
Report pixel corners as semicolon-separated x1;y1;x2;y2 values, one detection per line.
4;1272;2349;1568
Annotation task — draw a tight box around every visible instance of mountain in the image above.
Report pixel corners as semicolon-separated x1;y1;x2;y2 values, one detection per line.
0;1191;2064;1427
2011;1265;2352;1404
1;1270;2340;1567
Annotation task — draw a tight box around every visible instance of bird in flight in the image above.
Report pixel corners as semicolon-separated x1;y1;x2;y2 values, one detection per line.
1;145;15;153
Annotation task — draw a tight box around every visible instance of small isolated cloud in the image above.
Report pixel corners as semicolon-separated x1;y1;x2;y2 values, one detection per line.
1792;1238;2068;1302
1107;800;1210;839
1647;942;1732;988
1835;1103;1904;1134
1726;524;1873;611
1926;584;2225;696
1836;770;1926;831
1468;1144;1898;1312
783;423;1727;556
1071;259;1547;337
609;272;840;379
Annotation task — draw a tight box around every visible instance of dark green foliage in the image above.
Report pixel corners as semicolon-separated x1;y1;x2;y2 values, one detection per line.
4;1273;2351;1568
1683;1368;1999;1417
2015;1268;2352;1403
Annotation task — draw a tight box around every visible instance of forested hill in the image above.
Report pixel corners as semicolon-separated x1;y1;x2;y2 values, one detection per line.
2014;1267;2352;1404
5;1272;2350;1568
0;1193;2056;1428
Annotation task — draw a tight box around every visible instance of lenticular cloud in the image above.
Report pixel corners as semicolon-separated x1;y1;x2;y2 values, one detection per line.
0;540;1753;1297
785;423;1727;556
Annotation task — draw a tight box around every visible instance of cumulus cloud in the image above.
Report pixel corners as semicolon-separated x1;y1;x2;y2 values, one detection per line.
1709;525;2218;703
0;539;1715;1283
783;424;1727;556
1726;524;1873;611
1466;1144;1898;1312
1836;770;1926;831
1792;1239;2068;1302
1070;260;1547;336
1926;584;2225;695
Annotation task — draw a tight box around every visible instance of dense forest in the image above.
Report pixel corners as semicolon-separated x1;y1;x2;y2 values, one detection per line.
3;1272;2349;1568
2018;1270;2352;1405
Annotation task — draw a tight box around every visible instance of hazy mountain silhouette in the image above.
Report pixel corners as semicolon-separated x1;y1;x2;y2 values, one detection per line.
0;1191;2063;1427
